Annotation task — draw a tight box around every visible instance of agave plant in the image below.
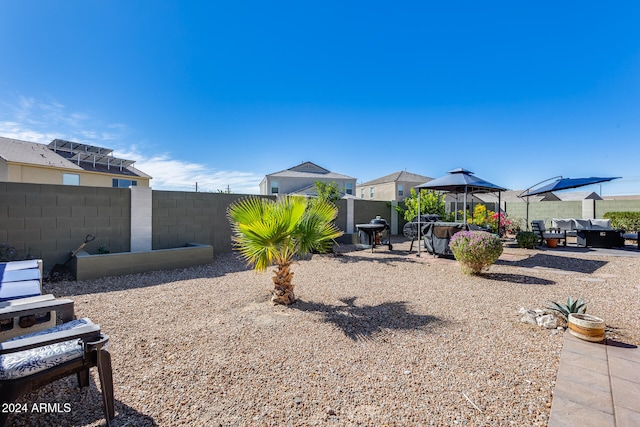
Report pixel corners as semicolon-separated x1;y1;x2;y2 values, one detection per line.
547;296;587;321
228;195;343;305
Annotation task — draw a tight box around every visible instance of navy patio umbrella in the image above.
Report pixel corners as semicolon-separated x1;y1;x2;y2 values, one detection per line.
518;176;621;228
519;176;621;197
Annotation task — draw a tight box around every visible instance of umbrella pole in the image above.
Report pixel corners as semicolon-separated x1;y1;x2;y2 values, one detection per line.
526;196;530;230
417;190;421;257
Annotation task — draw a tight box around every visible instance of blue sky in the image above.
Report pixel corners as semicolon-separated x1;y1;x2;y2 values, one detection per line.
1;1;639;195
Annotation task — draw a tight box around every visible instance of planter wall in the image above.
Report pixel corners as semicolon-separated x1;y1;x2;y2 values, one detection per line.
72;243;213;281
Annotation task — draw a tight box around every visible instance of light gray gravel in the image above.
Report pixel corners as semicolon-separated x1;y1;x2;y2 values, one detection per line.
8;238;640;426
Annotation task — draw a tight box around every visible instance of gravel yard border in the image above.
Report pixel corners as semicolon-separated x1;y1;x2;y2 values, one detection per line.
7;238;640;426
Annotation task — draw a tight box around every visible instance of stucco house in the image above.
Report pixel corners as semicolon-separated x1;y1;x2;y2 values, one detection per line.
259;162;356;197
0;136;151;187
356;170;432;201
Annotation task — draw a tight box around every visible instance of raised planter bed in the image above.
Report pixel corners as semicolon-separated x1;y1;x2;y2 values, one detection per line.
72;243;213;281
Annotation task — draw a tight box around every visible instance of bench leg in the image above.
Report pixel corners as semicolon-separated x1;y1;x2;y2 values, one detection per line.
97;348;115;424
77;368;90;388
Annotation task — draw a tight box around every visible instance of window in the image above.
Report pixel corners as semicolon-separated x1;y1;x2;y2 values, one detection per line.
398;184;404;197
112;178;138;188
345;183;353;195
271;181;279;194
62;173;80;186
360;188;364;199
370;187;374;199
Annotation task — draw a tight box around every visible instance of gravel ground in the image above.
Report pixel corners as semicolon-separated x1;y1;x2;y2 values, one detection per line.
7;238;640;426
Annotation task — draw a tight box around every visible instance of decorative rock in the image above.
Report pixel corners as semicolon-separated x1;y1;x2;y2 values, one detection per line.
536;314;558;329
519;308;559;329
519;310;538;325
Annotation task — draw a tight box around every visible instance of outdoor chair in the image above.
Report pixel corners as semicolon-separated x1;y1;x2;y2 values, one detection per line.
0;316;114;426
1;259;76;340
531;220;567;247
0;259;43;302
1;297;75;341
621;231;640;250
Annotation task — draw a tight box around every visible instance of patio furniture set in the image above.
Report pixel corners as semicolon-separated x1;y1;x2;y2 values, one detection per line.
532;218;639;249
0;259;113;426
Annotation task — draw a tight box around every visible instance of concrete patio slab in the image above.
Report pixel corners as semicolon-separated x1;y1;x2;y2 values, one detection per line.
549;333;640;427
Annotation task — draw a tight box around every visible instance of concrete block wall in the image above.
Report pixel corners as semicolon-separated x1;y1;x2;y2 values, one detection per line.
334;199;349;233
0;182;130;269
595;200;640;218
4;180;640;274
503;200;640;229
504;201;583;228
151;191;274;252
353;199;394;226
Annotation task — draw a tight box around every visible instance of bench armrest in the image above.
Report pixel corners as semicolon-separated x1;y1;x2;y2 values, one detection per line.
0;324;101;354
0;298;75;323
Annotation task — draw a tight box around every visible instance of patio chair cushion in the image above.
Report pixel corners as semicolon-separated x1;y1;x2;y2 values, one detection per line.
0;318;92;381
590;219;611;230
552;219;574;232
573;219;591;230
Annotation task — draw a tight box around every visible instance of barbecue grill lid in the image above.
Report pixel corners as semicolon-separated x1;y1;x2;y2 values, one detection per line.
369;216;389;226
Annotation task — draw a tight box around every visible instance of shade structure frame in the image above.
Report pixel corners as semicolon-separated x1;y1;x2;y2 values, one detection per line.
413;168;506;256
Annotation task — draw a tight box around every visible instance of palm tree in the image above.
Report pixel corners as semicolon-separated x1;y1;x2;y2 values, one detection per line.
228;196;343;305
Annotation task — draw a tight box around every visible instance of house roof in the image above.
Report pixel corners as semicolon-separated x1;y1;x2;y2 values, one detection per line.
267;161;355;180
602;194;640;200
474;190;604;203
0;136;83;170
473;190;546;203
0;136;151;179
289;183;355;198
544;191;602;201
359;170;432;186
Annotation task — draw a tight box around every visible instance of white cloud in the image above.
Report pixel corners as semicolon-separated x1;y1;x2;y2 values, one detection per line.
0;95;263;194
116;150;262;194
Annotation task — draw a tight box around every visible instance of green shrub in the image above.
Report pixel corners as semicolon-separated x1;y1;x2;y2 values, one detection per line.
604;211;640;232
449;230;503;275
516;231;538;249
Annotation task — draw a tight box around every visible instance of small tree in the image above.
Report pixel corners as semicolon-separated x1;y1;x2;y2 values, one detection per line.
400;188;447;221
313;181;342;204
228;196;343;305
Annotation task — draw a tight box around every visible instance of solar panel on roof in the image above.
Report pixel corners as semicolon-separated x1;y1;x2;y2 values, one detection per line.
48;139;113;156
69;153;136;170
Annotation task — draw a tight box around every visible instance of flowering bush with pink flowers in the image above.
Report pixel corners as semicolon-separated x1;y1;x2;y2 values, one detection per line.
449;230;503;274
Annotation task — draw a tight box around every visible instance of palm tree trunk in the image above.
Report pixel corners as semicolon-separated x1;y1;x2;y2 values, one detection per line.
271;263;295;305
